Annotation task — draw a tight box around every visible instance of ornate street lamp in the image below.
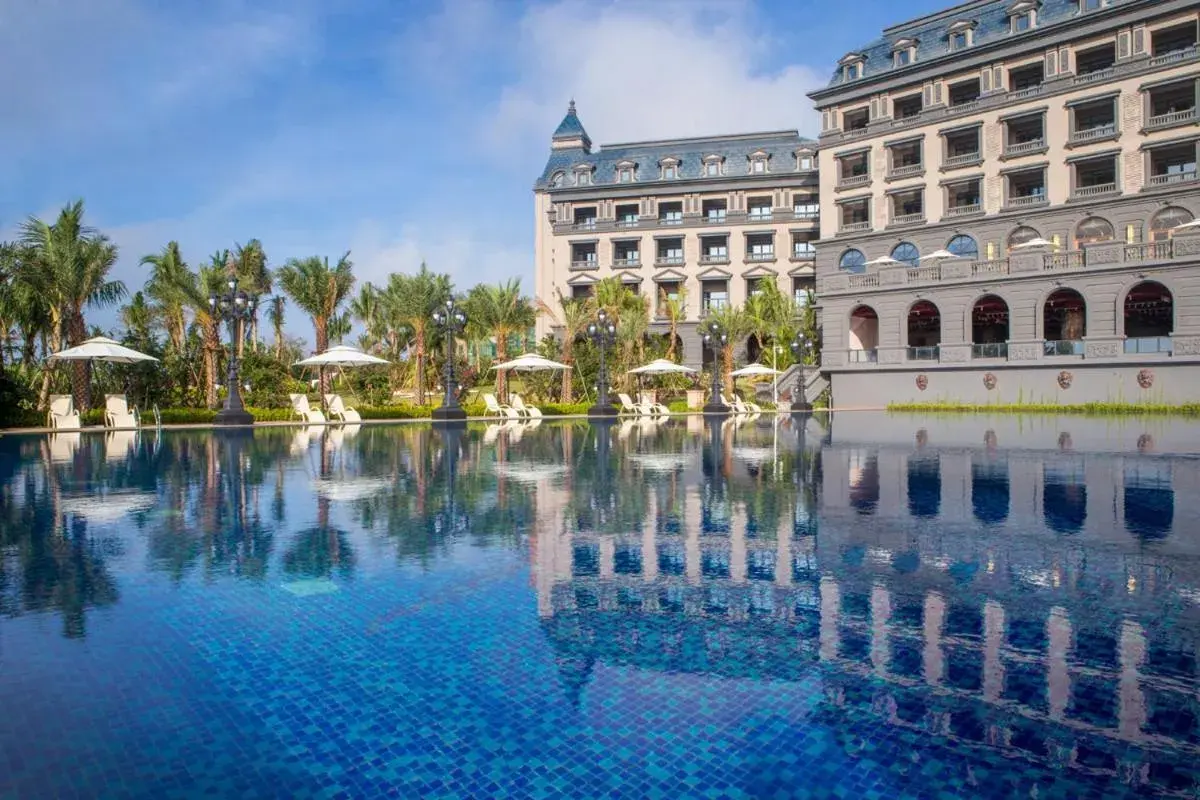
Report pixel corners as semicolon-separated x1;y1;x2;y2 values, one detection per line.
208;275;258;426
701;319;729;415
586;309;618;418
790;331;815;414
431;298;468;423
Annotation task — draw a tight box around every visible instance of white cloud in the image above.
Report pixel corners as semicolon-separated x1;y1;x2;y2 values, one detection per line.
483;0;824;159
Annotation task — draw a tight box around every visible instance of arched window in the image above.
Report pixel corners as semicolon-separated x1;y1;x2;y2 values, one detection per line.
947;234;979;260
1007;225;1041;251
549;171;565;188
1075;216;1114;247
839;249;866;273
1150;206;1195;241
1124;281;1174;340
891;242;920;267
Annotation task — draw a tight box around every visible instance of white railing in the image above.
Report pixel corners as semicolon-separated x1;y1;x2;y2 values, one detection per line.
1007;194;1047;207
1147;108;1197;128
1149;45;1198;67
891;212;926;226
1124;241;1173;262
1010;85;1042;99
570;260;597;270
1148;169;1198;186
840;221;872;233
1069;123;1117;143
889;163;924;179
1004;138;1046;156
838;174;870;189
615;219;640;228
699;254;728;264
1071;183;1117;198
658;217;683;226
1074;66;1116;84
908;266;941;283
706;213;727;223
944;151;981;167
654;256;684;267
747;212;774;222
946;203;982;217
971;258;1010;276
1043;251;1085;270
793;210;819;220
745;252;776;262
612;257;640;268
847;274;879;288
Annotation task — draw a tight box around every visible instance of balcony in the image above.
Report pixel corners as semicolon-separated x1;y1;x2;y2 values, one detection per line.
572;219;597;231
1004;138;1046;157
1149;169;1199;187
746;252;776;263
891;212;926;226
654;256;685;267
1124;241;1173;262
615;218;640;229
1043;251;1085;270
1007;193;1047;209
659;216;683;227
1010;85;1042;100
747;211;774;223
1148;108;1198;130
838;174;871;189
907;346;939;361
1073;67;1116;85
570;259;597;270
907;265;941;283
612;257;641;268
1071;182;1118;199
699;253;729;265
944;151;981;168
1044;339;1085;357
1125;336;1173;354
839;221;872;235
847;273;879;288
972;343;1008;359
1069;122;1117;145
972;258;1010;276
1150;45;1198;67
793;208;819;220
847;349;878;364
945;202;982;218
889;163;924;180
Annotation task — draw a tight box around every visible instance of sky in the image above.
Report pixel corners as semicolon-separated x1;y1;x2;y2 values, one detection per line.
1;0;950;343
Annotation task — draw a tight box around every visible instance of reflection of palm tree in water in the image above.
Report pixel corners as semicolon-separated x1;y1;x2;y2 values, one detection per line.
284;431;354;580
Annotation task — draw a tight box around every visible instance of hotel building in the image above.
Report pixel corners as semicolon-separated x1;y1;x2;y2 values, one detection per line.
533;103;819;368
809;0;1200;404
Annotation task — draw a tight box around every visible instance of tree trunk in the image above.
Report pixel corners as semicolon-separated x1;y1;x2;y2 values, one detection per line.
666;319;677;360
561;341;573;403
495;329;508;402
316;321;330;401
250;314;259;353
204;322;220;409
39;326;60;410
722;345;734;396
67;312;90;412
415;330;426;406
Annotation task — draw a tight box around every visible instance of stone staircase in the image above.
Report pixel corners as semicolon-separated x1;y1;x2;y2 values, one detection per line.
764;364;829;405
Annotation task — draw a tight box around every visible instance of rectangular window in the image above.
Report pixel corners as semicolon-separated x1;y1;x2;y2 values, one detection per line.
798;155;813;170
752;159;766;173
948;79;981;107
702;281;728;312
1151;22;1199;57
576;171;592;186
1147;80;1198;129
951;32;969;50
946;179;982;216
890;190;925;224
843;107;869;131
747;198;773;221
615;204;639;228
703;198;727;222
701;235;728;262
658;202;683;225
656;238;684;265
895;49;911;66
1006;168;1047;206
570;243;597;267
1012;13;1032;32
1147;143;1198;187
618;168;633;183
573;207;597;229
791;234;816;259
793;194;819;218
613;241;640;266
893;93;923;120
793;278;813;306
1009;61;1044;92
663;165;677;179
705;162;720;177
1070;98;1117;143
746;233;774;261
1003;113;1045;156
1076;43;1116;75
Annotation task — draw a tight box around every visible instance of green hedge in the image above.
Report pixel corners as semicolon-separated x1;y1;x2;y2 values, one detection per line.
888;401;1200;417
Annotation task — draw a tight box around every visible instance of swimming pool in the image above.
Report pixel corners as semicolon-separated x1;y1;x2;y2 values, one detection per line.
1;414;1197;798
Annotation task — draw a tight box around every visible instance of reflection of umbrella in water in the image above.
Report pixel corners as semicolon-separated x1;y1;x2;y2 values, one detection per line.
283;525;355;581
627;453;691;472
733;446;776;465
60;492;156;523
312;476;392;502
493;462;568;484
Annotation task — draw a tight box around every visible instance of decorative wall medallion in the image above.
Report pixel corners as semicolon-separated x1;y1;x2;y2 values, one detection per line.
1137;368;1154;389
1057;370;1073;390
982;372;997;390
915;374;928;391
916;429;928;448
1058;432;1073;451
1138;434;1154;453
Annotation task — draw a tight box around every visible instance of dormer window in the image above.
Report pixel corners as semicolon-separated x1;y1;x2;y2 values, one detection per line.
659;157;680;180
703;155;725;177
840;54;865;82
1079;0;1103;11
573;166;594;186
796;149;815;171
748;151;770;174
892;39;917;67
948;21;975;50
615;160;636;183
1009;2;1038;33
550;171;565;188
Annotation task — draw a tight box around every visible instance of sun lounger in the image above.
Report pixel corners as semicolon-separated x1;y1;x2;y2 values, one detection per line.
510;395;543;419
324;394;362;423
289;394;326;423
484;393;519;419
104;394;140;429
48;395;81;430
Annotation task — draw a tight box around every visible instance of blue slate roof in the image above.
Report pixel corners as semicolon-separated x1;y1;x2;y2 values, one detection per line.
825;0;1129;88
536;104;817;191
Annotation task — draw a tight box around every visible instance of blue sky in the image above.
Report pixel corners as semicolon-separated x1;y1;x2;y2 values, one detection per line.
1;0;949;341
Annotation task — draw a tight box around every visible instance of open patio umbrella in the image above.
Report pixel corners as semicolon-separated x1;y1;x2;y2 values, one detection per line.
490;353;570;371
919;249;962;261
1012;237;1055;249
294;345;390;367
730;364;781;377
1172;219;1200;232
862;255;903;267
48;336;158;364
627;358;696;375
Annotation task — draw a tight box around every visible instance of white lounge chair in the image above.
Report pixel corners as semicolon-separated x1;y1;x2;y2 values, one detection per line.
324;394;362;423
511;395;543;419
48;432;80;463
105;394;140;429
637;392;670;416
48;395;81;430
289;393;326;423
105;429;138;462
484;393;518;419
617;393;641;416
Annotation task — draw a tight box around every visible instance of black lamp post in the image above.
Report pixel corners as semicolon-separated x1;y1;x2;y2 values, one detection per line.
209;275;258;426
431;298;468;423
586;309;618;418
789;331;814;414
701;319;729;415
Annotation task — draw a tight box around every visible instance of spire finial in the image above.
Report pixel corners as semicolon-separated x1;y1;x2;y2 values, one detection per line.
568;98;576;114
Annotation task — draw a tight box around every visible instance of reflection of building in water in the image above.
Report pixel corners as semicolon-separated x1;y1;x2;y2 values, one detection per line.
534;443;1200;796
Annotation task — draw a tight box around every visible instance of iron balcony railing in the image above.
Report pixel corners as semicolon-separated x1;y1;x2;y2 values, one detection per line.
972;343;1008;359
907;346;940;361
848;349;878;363
1125;336;1173;355
1044;339;1085;356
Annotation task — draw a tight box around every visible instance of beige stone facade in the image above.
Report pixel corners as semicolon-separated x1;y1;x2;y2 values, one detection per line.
533;107;818;368
808;0;1200;405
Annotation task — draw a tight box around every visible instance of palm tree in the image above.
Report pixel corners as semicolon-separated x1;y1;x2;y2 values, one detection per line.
234;240;270;353
275;253;356;397
380;264;451;405
140;241;190;353
465;279;535;401
703;303;749;397
536;290;590;403
164;252;229;409
121;292;155;342
744;280;791;365
19;201;125;410
267;296;286;360
657;284;687;361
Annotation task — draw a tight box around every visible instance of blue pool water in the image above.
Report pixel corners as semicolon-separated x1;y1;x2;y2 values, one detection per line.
2;413;1199;798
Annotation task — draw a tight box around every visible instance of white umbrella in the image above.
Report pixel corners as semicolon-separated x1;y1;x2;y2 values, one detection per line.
491;353;569;371
295;345;390;367
628;358;696;375
1012;237;1055;249
920;249;961;261
730;364;781;377
1172;219;1200;232
862;255;902;267
48;336;158;364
